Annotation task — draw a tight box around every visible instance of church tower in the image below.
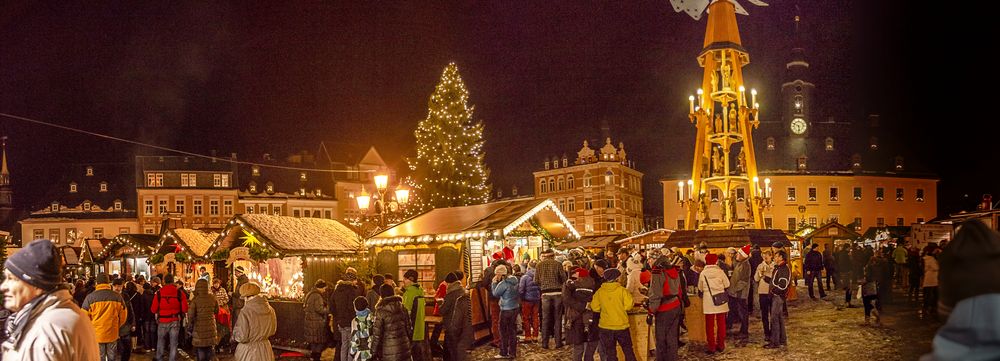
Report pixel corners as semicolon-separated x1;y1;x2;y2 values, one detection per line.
0;136;14;231
781;12;814;137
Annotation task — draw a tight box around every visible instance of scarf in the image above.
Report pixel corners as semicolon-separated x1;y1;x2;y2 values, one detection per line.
5;284;68;350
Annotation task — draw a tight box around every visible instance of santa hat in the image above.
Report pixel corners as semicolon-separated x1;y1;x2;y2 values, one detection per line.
705;253;719;265
492;252;503;260
572;267;589;279
738;245;752;258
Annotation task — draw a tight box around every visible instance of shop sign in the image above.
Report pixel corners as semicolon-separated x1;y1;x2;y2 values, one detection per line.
228;247;250;265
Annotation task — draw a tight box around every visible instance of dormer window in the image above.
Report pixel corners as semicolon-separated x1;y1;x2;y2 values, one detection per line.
766;137;775;151
315;189;322;197
562;158;568;167
69;183;77;193
85;166;94;176
114;201;122;211
266;183;274;194
300;188;306;196
544;161;549;170
99;182;108;192
252;166;260;177
825;137;834;151
895;156;904;171
797;156;807;170
870;136;879;150
83;201;92;211
249;184;257;193
852;154;862;170
300;172;307;181
51;202;59;212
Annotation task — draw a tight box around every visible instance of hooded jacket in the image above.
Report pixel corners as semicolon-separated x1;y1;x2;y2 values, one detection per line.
563;276;597;344
150;284;189;324
82;283;128;343
589;281;633;330
188;280;220;347
333;280;363;329
518;268;542;302
401;283;426;341
233;295;277;361
303;288;332;344
491;275;520;311
441;282;472;360
1;289;100;361
370;295;412;361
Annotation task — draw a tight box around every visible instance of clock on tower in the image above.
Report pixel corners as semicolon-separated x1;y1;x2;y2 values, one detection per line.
791;118;807;135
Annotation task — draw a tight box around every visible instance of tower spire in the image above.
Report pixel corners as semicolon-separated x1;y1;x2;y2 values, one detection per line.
0;136;9;186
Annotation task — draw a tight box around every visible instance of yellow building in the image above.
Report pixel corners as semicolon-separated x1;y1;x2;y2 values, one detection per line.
663;13;938;232
533;136;644;235
136;155;239;234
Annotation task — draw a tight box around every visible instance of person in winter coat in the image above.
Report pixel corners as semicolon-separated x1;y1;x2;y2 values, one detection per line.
835;245;857;307
210;277;231;353
625;253;647;305
118;281;138;361
479;255;511;348
589;268;636;361
804;243;827;299
823;246;837;291
922;244;941;318
366;274;383;319
334;269;365;361
141;277;160;352
303;279;332;361
518;260;542;342
187;279;219;361
491;264;521;359
0;239;101;360
922;219;1000;361
754;249;775;339
764;251;791;349
564;267;597;361
726;245;752;346
401;269;428;361
908;245;924;301
151;273;190;361
747;245;763;316
83;273;129;361
860;254;883;326
232;282;276;361
350;296;373;361
648;249;686;361
697;253;730;355
440;272;472;361
371;284;413;361
536;248;567;349
229;265;250;348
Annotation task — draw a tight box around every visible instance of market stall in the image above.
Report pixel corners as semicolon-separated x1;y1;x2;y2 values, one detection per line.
861;226;911;249
79;238;111;276
93;234;159;280
800;222;861;254
149;227;220;287
365;198;579;343
58;246;86;277
203;213;363;353
615;228;675;249
556;233;626;253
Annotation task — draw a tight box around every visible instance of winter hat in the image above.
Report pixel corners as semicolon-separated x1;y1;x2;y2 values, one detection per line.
495;265;508;276
573;267;590;279
378;284;395;298
372;274;384;286
96;273;111;284
235;266;246;274
239;282;261;297
151;276;162;285
445;272;459;284
342;271;357;282
705;253;719;265
354;296;369;312
939;219;1000;309
772;241;785;248
314;279;328;290
4;240;64;291
738;245;752;259
811;243;820;250
594;259;610;270
492;252;503;260
603;268;622;282
403;269;419;283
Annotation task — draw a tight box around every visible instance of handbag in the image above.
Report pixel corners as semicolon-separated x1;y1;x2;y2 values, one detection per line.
856;284;863;300
703;275;728;307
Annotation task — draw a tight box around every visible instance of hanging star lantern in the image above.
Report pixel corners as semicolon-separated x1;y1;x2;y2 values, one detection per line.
172;243;183;253
240;229;262;248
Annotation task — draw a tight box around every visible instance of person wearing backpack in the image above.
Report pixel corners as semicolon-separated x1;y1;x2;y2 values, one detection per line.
150;273;189;361
440;272;471;361
83;273;129;361
401;269;429;361
649;248;687;361
563;267;597;361
518;260;542;342
349;296;373;361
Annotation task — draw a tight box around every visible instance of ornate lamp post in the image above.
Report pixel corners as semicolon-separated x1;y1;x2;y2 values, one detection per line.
356;172;410;234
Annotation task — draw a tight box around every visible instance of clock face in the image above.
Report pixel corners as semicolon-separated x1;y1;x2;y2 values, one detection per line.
791;118;807;134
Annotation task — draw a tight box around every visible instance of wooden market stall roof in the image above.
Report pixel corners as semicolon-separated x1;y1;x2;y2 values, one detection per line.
80;238;111;264
97;234;160;260
365;198;580;247
802;222;861;241
557;234;626;250
616;229;675;246
662;229;789;248
861;226;911;242
207;214;362;256
156;228;220;259
60;246;82;266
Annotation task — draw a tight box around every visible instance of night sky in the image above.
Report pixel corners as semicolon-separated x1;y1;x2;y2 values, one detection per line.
0;1;992;219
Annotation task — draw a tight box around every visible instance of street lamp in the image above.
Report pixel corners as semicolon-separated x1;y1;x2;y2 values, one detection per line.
356;172;409;233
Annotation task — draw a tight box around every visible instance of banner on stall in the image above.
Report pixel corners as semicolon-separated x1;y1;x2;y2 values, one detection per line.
228;247;250;266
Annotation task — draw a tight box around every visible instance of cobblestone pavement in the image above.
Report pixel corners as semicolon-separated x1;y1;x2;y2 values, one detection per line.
131;285;941;360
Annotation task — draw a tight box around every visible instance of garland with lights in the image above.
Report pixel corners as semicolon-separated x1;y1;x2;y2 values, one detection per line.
408;62;491;213
211;249;230;261
150;254;164;265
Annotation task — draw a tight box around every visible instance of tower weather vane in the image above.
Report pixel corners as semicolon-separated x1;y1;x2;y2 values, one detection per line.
670;0;770;20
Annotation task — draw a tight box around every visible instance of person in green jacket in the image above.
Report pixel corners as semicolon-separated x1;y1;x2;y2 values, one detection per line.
401;269;427;361
589;268;637;361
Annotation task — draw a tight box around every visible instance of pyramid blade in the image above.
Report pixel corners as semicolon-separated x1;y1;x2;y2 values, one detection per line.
730;0;749;15
747;0;770;7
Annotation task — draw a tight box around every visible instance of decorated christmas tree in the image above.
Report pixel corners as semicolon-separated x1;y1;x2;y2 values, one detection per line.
408;63;490;213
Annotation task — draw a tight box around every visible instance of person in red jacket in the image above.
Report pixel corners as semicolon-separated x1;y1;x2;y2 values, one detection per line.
649;248;687;361
150;273;189;361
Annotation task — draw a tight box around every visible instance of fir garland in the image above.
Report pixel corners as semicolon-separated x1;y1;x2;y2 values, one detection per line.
174;252;189;263
211;249;230;261
149;253;164;264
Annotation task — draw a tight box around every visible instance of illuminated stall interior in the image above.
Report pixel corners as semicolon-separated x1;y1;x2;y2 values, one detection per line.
93;234;159;279
150;228;220;287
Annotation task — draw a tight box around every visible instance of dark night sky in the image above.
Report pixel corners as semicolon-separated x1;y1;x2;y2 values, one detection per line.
0;1;993;218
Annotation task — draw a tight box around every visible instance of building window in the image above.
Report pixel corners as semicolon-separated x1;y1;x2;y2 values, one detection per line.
809;217;817;227
549;178;556;192
583;172;592;187
797;156;807;170
99;182;108;192
144;227;155;234
118;227;129;234
210;200;220;216
676;219;685;229
175;200;185;214
273;206;281;215
825;137;834;151
113;201;122;211
252;166;260;177
325;210;332;219
917;217;924;223
808;187;817;202
736;188;745;201
764;217;773;229
213;174;222;187
158;199;168;215
876;187;885;201
877;217;885;227
853;187;862;200
607;219;616;231
606;196;614;209
33;229;44;240
193;200;203;215
710;189;720;202
92;228;104;239
86;166;94;176
829;187;839;202
605;170;613;185
247;205;255;214
299;188;306;196
49;229;60;243
854;217;862;230
300;172;307;181
870;136;879;150
896;188;904;201
852;154;863;169
146;173;163;187
585;197;593;210
69;183;77;193
144;200;153;215
895;156;905;170
916;188;925;202
787;187;796;202
544;161;550;170
50;202;59;212
787;217;797;232
293;209;300;217
568;198;576;212
557;176;564;191
540;180;547;193
266;183;274;193
567;175;575;189
897;217;905;226
559;199;566;211
563;158;568;168
829;215;839;223
223;200;233;215
181;173;197;187
83;201;91;211
767;137;775;151
249;184;257;193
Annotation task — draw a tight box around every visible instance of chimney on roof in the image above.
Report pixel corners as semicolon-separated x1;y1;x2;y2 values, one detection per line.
211;150;217;162
231;152;237;160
